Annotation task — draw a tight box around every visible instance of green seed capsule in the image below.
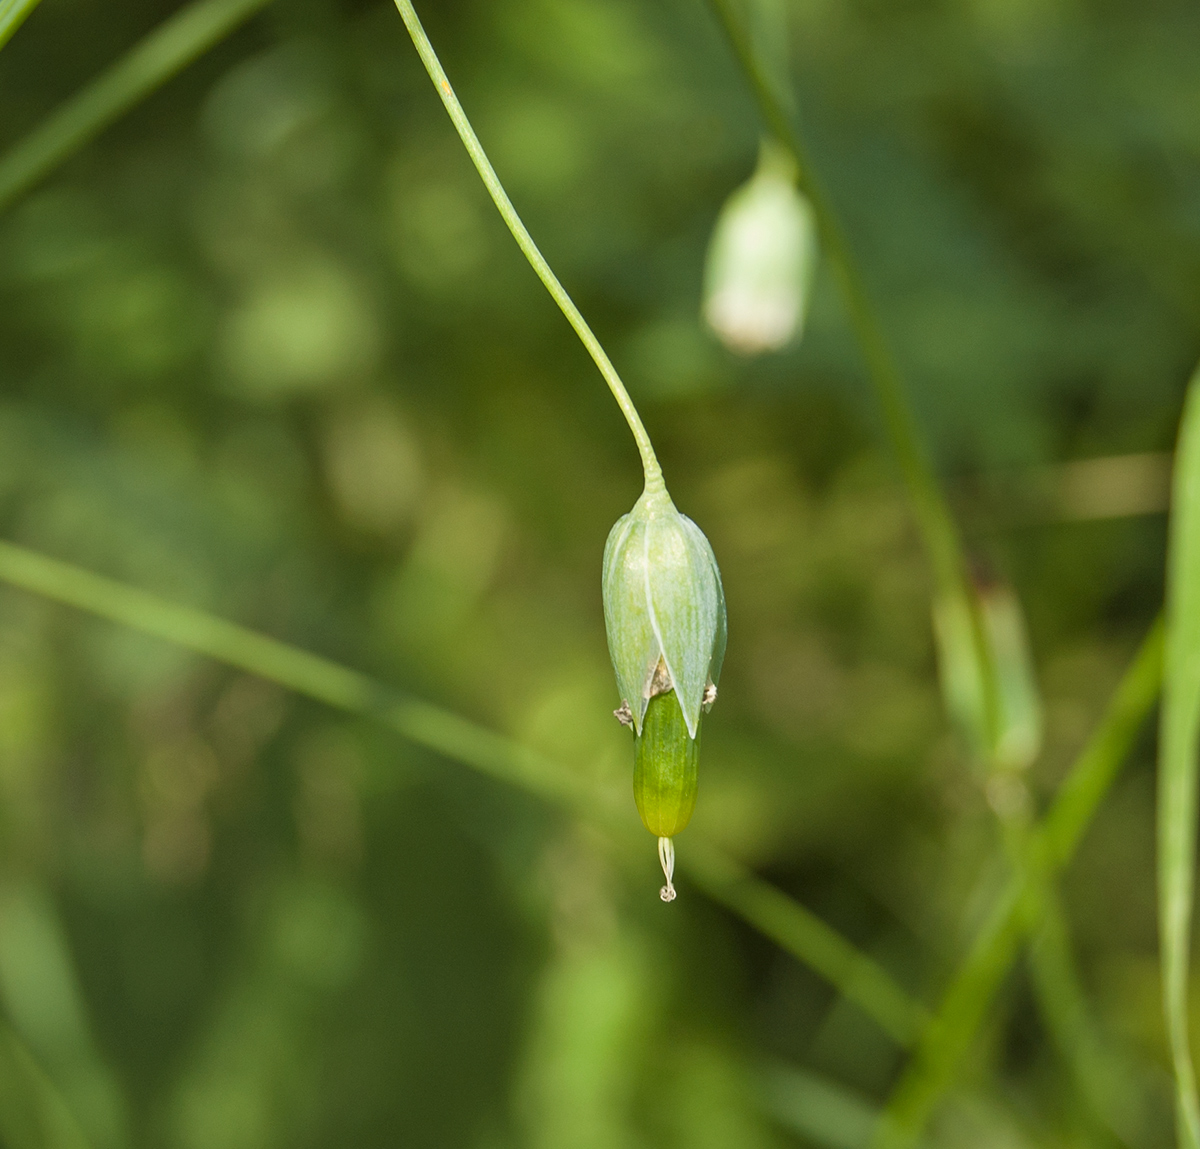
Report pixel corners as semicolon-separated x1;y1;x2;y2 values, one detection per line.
634;689;699;839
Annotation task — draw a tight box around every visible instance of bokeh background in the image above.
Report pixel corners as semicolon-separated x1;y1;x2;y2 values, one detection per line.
0;0;1194;1145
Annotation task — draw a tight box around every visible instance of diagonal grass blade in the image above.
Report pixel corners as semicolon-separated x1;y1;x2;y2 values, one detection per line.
761;1061;880;1149
1028;885;1149;1145
0;0;272;215
0;1016;94;1149
0;0;40;53
685;841;928;1047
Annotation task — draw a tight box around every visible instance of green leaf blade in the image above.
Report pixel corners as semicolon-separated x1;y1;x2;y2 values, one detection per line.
0;0;40;53
1160;365;1200;1149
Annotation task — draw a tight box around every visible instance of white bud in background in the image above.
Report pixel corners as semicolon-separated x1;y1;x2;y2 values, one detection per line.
703;140;818;355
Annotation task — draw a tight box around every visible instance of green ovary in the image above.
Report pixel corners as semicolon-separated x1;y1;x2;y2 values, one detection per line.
634;690;699;837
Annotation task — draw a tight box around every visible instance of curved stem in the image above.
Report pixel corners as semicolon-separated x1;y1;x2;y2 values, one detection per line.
391;0;664;495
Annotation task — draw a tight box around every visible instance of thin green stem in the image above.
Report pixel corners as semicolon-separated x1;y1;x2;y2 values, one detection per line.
0;0;40;53
0;0;272;215
0;537;919;1036
1040;621;1164;866
1028;885;1145;1145
390;0;664;495
706;0;966;603
870;618;1163;1149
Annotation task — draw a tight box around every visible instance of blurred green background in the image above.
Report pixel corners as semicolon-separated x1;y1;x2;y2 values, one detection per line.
0;0;1194;1145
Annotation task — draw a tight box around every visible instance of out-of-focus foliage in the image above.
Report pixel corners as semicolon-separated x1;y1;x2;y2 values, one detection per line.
0;0;1192;1146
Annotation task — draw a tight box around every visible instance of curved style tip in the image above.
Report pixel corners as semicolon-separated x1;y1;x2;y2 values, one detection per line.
658;835;677;903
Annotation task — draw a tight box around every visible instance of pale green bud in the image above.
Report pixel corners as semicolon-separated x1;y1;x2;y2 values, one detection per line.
703;139;818;355
602;488;726;740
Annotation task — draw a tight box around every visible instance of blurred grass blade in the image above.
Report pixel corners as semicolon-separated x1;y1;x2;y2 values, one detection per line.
872;875;1035;1149
1028;885;1148;1146
685;841;928;1047
1039;617;1164;865
0;0;40;53
1159;366;1200;1149
873;618;1163;1149
0;883;128;1149
0;1018;93;1149
0;538;923;1041
760;1062;878;1149
0;542;594;814
0;0;272;214
0;542;1152;1148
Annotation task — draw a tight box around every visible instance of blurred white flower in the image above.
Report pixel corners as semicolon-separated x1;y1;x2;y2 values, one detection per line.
703;141;818;355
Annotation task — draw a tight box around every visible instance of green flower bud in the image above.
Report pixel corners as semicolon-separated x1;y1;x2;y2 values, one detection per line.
602;486;726;900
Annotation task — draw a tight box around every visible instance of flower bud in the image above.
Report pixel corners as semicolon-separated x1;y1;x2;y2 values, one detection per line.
603;486;725;897
602;488;726;740
703;139;818;355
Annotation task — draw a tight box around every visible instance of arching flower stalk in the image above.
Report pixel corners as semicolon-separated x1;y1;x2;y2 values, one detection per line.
392;0;727;899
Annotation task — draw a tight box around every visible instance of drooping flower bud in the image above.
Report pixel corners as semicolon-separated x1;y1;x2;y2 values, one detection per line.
602;486;726;899
703;139;818;356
